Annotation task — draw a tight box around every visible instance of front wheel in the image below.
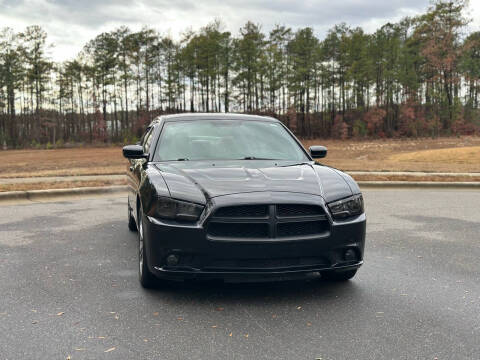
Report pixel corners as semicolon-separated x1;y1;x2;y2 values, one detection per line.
138;208;157;288
321;269;357;281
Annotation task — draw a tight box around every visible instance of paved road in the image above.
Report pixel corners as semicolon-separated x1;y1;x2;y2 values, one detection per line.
0;190;479;359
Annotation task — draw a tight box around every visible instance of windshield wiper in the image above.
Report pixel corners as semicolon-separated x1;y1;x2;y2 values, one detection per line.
176;158;190;161
278;161;314;167
241;156;276;160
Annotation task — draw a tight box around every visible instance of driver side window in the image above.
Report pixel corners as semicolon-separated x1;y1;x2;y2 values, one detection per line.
142;127;154;154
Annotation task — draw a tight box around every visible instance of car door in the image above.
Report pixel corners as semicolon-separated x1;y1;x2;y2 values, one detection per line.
127;126;154;214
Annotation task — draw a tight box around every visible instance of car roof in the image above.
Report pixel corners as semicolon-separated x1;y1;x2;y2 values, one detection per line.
149;113;279;126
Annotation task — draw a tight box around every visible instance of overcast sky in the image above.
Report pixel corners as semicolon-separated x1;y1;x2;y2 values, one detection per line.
1;0;479;61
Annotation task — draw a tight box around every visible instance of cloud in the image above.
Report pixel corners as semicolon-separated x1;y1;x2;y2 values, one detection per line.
1;0;476;61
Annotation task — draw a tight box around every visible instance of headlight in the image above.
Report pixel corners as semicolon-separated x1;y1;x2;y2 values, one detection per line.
154;197;204;222
328;194;364;220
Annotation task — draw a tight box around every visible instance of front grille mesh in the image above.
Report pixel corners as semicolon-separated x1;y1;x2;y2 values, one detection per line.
277;221;328;238
207;204;329;240
208;222;269;238
214;205;268;218
277;204;323;217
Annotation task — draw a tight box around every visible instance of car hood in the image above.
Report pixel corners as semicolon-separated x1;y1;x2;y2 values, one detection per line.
153;161;354;204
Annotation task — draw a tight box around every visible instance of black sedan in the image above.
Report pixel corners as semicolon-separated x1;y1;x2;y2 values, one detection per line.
123;113;366;288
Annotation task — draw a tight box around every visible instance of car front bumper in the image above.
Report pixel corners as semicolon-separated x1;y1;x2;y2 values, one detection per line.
142;208;366;282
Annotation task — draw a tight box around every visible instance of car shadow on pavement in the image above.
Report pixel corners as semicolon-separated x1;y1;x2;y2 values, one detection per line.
142;276;363;305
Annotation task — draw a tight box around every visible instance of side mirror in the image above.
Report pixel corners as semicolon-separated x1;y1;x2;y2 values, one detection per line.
309;145;327;159
123;145;147;159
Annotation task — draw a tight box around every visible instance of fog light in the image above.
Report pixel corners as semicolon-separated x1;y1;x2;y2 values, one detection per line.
166;254;179;266
344;249;356;262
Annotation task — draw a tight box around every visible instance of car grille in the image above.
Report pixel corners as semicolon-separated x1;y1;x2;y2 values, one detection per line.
207;204;330;241
214;205;268;218
208;222;269;238
277;221;329;237
277;204;324;217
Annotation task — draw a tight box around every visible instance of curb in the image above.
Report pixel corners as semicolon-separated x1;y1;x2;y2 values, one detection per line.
358;181;480;189
349;171;480;177
0;185;128;202
0;182;479;203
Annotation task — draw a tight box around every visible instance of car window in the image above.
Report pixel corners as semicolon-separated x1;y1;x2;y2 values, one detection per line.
143;127;154;154
138;127;151;146
154;120;308;161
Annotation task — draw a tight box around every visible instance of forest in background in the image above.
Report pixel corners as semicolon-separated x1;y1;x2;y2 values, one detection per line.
1;0;480;148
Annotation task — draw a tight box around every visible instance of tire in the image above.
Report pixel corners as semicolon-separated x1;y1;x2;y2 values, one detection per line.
128;204;137;232
137;208;157;288
321;269;357;281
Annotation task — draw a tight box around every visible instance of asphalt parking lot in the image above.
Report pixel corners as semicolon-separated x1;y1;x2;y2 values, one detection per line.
0;189;479;359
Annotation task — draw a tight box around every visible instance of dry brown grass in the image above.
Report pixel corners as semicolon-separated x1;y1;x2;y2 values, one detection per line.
0;136;479;180
389;146;480;165
0;178;127;192
0;147;126;178
305;137;480;172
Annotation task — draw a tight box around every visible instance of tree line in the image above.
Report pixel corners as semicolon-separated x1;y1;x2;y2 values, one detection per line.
0;0;479;148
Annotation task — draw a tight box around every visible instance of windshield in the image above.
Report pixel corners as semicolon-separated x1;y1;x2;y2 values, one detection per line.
154;120;308;161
